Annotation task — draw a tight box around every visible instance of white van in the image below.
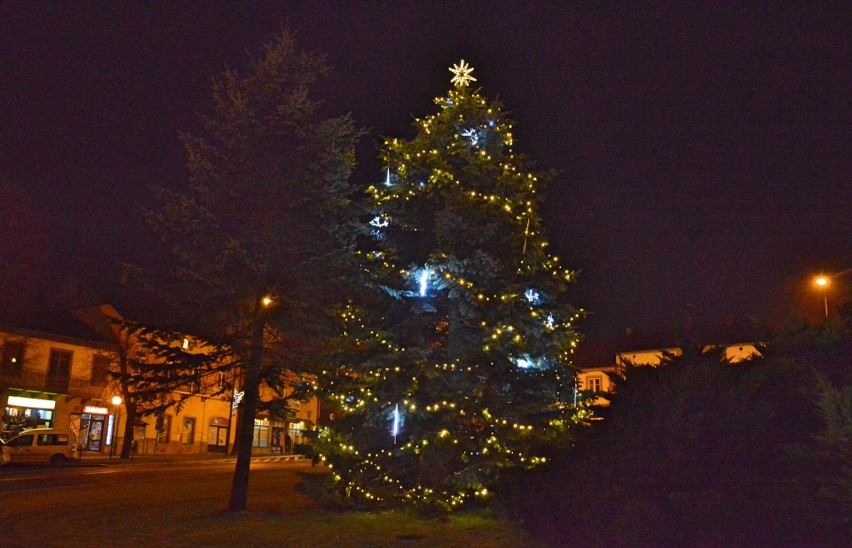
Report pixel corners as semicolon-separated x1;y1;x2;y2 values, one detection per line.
2;428;79;466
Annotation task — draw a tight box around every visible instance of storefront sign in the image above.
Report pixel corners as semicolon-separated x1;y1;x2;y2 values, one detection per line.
82;405;109;415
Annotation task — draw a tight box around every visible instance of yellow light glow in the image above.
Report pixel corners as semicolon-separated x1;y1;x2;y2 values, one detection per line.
7;396;55;410
815;276;829;287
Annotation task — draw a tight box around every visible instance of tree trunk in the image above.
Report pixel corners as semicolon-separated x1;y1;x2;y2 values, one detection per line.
447;302;462;363
228;305;265;512
229;407;242;455
120;401;137;459
230;375;245;456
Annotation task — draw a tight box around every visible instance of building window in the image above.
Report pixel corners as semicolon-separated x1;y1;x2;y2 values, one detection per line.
587;377;602;393
133;425;146;450
252;418;269;448
91;355;111;386
207;417;229;449
1;341;24;376
3;405;53;432
157;414;171;443
47;349;72;392
181;417;195;444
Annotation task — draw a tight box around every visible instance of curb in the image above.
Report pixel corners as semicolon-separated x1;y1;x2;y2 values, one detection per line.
76;454;307;466
252;455;305;463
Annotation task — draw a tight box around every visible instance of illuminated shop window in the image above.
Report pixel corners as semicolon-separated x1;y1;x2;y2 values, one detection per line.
252;418;269;448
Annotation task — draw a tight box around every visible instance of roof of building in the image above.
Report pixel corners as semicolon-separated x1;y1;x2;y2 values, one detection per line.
2;304;120;347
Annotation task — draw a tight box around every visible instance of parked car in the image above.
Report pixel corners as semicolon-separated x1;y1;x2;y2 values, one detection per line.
0;439;9;466
1;428;79;466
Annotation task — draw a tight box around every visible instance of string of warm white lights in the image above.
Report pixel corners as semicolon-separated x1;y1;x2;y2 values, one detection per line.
316;61;587;511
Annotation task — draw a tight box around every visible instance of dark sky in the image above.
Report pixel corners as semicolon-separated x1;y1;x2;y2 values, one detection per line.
1;2;849;344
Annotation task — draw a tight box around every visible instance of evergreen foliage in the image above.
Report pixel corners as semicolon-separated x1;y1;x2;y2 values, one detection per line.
809;375;852;534
315;63;583;511
129;31;360;511
504;339;851;546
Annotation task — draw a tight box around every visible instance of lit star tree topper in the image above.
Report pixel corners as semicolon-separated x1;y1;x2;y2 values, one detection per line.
449;59;477;87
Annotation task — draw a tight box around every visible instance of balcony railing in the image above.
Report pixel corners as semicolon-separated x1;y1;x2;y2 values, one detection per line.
0;369;106;399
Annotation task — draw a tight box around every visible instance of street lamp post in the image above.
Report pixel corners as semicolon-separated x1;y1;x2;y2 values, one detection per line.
110;396;122;458
815;276;829;319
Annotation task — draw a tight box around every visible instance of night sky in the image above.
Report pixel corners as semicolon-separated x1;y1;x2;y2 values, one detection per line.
2;2;849;345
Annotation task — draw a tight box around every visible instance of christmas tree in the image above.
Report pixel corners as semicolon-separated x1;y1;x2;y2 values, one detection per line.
317;60;583;511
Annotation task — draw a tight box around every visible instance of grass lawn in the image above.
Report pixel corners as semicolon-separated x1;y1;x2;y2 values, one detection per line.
0;465;537;547
176;510;534;547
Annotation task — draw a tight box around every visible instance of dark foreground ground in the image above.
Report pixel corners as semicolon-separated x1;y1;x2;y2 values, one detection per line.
0;457;533;547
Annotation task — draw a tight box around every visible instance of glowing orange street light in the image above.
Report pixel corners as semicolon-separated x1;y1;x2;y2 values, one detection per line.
814;276;829;318
261;295;273;307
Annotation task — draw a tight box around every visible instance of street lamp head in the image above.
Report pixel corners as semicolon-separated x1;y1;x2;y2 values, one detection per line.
112;396;123;406
261;295;273;307
815;276;829;287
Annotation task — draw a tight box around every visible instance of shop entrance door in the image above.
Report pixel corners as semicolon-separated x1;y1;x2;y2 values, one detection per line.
79;413;106;451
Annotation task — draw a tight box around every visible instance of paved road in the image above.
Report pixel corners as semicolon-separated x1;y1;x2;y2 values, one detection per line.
0;456;308;494
0;458;320;546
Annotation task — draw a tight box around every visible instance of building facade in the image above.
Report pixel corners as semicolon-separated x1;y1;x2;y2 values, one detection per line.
0;325;117;449
1;307;320;456
576;342;761;407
